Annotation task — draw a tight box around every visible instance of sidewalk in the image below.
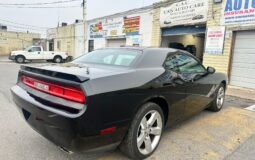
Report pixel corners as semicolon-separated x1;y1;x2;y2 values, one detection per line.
0;56;11;63
227;85;255;101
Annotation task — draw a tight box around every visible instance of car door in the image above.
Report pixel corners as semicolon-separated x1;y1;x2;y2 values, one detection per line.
27;47;43;60
174;53;214;117
160;54;187;125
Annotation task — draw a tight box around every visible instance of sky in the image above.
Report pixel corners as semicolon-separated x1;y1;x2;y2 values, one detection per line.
0;0;155;37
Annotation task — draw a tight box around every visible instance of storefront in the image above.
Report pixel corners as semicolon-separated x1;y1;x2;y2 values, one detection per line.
159;0;208;61
203;0;255;89
86;6;153;52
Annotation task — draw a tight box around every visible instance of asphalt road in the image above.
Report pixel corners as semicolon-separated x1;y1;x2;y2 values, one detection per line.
0;62;255;160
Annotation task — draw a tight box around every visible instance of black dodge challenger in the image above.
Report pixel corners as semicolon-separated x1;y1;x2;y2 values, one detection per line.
11;47;227;159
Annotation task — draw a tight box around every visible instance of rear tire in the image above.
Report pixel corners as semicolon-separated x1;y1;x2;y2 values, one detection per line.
53;56;62;63
120;102;164;159
208;83;225;112
15;55;25;63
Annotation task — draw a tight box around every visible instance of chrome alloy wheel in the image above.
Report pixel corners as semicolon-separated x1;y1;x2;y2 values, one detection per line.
137;110;163;155
217;87;225;109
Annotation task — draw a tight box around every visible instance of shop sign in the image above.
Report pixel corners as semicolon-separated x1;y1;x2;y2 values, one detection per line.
221;0;255;25
89;22;104;38
103;18;124;37
160;0;208;27
123;16;140;36
205;26;226;54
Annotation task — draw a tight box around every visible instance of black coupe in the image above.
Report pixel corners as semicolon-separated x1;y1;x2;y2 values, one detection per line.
11;47;227;159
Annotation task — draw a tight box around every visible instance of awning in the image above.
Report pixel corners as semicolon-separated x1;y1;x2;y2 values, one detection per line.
162;25;206;36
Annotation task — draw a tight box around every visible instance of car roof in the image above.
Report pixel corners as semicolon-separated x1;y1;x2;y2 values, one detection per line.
103;47;178;53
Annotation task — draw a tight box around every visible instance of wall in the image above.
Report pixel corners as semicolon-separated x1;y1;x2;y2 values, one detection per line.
151;7;161;47
74;22;85;57
86;6;153;52
0;31;40;56
55;25;75;56
52;25;76;57
203;0;255;75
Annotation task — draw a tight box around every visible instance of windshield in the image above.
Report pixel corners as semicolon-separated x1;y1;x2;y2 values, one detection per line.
73;49;141;67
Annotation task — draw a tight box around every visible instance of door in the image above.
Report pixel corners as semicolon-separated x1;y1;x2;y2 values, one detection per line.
107;38;126;47
171;53;213;117
88;40;94;52
25;46;43;60
162;54;187;124
230;31;255;89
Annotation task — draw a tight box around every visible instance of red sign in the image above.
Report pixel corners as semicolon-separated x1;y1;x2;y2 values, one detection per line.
123;16;140;36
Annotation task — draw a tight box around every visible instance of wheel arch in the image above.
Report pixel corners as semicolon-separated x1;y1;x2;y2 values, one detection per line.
134;96;169;127
53;55;62;59
221;80;227;89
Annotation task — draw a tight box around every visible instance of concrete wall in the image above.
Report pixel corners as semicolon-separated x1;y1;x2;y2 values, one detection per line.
47;25;76;57
74;23;85;58
0;31;40;56
53;25;76;57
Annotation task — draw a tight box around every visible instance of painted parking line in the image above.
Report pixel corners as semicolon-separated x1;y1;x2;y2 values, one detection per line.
245;104;255;112
96;107;255;160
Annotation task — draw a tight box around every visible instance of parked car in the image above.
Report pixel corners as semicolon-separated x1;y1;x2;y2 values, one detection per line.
9;46;69;63
11;47;227;159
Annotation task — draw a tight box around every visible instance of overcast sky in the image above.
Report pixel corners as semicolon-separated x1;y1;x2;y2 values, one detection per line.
0;0;154;36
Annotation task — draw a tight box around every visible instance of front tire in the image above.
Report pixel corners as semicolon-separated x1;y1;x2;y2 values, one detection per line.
120;102;164;159
208;83;225;112
53;56;62;63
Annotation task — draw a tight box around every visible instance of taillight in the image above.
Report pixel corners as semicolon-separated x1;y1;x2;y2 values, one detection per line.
21;75;85;103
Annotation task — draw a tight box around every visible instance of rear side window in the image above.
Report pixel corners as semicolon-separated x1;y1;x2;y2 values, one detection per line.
32;47;41;52
164;53;206;74
73;49;141;67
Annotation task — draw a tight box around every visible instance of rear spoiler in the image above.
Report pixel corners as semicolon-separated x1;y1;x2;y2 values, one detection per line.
20;65;89;83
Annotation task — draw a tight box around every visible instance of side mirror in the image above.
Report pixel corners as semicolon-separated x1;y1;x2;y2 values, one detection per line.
28;49;32;52
207;66;216;74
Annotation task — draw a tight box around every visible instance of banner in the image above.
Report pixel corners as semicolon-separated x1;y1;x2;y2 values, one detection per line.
123;16;140;36
160;0;208;27
89;22;104;38
103;18;124;37
221;0;255;25
89;16;141;38
205;26;226;54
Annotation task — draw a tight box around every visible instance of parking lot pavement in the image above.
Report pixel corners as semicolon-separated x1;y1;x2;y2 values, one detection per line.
1;63;255;160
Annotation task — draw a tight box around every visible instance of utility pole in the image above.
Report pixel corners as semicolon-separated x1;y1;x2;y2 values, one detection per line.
82;0;87;53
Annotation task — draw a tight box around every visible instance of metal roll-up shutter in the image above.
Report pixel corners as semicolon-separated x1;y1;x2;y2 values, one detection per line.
230;31;255;89
107;38;126;47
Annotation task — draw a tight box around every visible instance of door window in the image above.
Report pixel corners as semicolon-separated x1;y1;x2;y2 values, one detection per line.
31;47;41;52
164;53;206;74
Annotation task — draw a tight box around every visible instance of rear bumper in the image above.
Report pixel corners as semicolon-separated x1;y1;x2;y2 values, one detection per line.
11;85;126;153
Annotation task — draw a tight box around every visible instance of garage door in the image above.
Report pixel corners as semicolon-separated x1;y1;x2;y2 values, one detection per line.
107;39;126;47
230;31;255;89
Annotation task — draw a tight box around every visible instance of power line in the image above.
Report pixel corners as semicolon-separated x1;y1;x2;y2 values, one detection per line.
0;18;51;29
0;0;81;6
1;23;47;31
0;5;81;8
